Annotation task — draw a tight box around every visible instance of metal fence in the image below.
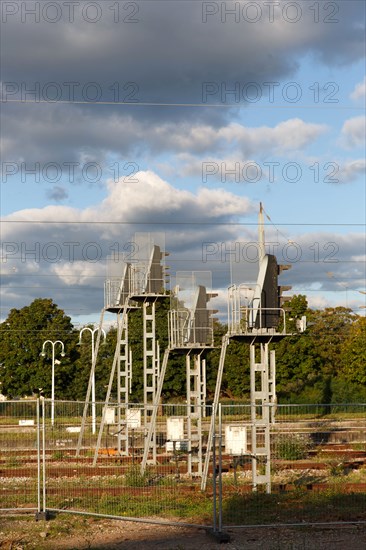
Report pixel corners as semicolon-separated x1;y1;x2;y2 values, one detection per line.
42;399;212;527
215;403;366;528
0;399;41;513
1;399;365;530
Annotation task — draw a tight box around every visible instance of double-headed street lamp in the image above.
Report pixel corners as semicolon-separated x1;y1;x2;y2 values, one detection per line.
41;340;65;426
79;327;106;434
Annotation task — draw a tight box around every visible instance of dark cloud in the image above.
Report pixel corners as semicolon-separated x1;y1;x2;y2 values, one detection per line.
1;1;364;106
1;1;364;174
46;185;68;202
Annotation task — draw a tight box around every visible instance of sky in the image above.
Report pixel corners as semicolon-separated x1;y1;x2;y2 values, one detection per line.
0;0;365;327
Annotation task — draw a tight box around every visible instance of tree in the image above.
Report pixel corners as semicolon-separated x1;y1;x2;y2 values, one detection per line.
339;316;366;384
276;305;359;403
0;298;78;399
333;316;366;402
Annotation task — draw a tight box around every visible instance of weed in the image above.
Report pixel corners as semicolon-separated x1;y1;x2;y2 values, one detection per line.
124;465;154;487
52;450;65;460
5;456;21;468
274;433;313;460
323;454;350;477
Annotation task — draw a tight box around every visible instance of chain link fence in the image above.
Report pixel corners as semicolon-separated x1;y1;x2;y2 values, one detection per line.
1;400;365;529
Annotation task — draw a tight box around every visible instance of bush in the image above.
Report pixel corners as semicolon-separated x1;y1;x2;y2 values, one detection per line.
274;433;312;460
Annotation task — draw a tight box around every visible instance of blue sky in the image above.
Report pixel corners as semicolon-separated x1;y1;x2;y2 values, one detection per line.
1;0;365;326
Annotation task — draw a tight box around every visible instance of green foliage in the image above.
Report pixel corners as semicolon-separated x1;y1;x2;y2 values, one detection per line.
337;316;366;386
0;295;364;404
124;465;153;487
276;305;364;404
0;298;79;399
287;294;308;317
274;433;313;460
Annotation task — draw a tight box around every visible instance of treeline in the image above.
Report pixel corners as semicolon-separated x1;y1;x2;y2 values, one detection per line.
0;297;365;404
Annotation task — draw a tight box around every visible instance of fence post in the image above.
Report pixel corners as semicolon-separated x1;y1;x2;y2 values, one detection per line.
36;398;41;516
36;397;51;520
212;432;217;533
218;403;222;533
208;404;230;543
218;404;230;541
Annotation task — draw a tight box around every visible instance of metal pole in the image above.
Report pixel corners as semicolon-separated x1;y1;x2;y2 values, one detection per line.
218;403;223;533
42;397;46;512
212;432;217;533
91;331;96;435
51;344;55;427
36;398;41;514
42;340;64;427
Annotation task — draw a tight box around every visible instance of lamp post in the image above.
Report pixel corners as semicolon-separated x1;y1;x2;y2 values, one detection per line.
79;327;106;434
41;340;65;426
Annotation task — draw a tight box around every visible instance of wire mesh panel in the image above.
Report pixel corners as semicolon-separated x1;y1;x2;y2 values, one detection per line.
104;233;167;308
43;400;213;526
0;400;40;512
5;399;363;527
132;232;166;295
104;257;132;308
169;271;214;347
216;403;366;527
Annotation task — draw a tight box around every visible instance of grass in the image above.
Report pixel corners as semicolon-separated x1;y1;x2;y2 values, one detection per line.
221;488;366;525
1;468;365;531
44;488;213;523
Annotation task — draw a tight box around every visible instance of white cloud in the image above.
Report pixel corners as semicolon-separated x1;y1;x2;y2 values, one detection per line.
350;76;366;100
85;170;253;222
166;119;327;157
51;261;105;287
219;119;327;156
1;105;328;169
307;294;333;310
338;159;366;183
0;171;254;316
340;116;366;148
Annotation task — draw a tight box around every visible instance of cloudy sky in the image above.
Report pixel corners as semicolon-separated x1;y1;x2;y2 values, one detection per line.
1;0;365;325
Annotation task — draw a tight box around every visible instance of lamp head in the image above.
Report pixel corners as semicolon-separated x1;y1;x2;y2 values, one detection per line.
60;352;65;357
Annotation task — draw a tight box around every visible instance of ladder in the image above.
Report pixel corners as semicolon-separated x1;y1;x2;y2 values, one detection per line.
186;353;206;476
250;343;276;493
92;306;129;465
141;348;170;472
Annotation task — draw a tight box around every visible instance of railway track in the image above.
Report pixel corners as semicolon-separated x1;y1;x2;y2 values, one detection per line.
1;447;365;478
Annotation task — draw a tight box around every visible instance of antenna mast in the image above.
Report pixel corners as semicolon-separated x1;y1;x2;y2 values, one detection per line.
258;202;265;264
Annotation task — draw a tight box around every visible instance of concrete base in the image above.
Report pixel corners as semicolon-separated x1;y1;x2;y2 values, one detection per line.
35;511;53;521
206;528;231;543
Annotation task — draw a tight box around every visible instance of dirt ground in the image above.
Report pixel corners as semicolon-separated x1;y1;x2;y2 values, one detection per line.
0;515;365;550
